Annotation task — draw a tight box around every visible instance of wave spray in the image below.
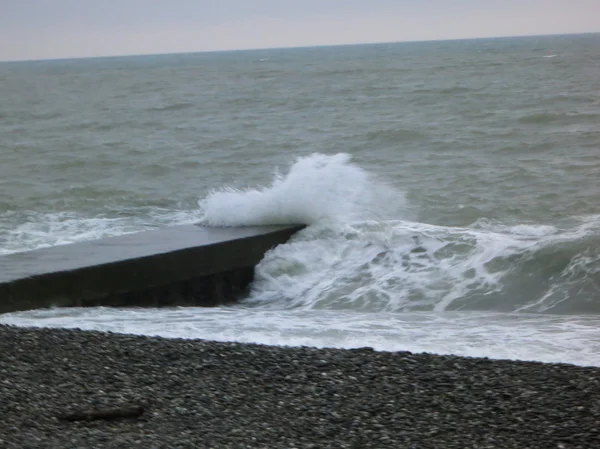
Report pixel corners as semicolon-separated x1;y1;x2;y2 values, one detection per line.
198;153;403;226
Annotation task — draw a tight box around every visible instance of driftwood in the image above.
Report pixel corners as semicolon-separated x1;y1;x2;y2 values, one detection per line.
58;404;145;422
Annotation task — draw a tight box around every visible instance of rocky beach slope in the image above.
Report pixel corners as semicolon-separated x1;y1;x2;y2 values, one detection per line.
1;325;599;448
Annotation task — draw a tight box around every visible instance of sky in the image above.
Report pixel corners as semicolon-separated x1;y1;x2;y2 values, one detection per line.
1;0;599;61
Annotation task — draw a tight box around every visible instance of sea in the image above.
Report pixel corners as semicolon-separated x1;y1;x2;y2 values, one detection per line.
1;33;599;367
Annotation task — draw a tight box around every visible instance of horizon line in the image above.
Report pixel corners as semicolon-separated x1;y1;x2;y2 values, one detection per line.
1;31;597;64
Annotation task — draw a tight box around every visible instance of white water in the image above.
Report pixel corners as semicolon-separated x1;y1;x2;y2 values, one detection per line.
2;153;599;366
3;307;600;367
199;153;404;226
247;215;600;314
0;208;203;256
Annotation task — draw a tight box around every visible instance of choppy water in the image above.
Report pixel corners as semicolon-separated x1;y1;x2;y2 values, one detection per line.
1;34;599;366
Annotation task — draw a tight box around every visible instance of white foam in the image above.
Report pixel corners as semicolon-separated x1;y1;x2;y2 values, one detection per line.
248;220;526;311
195;157;598;314
247;215;600;313
0;208;203;255
2;307;599;367
198;153;403;226
471;218;559;237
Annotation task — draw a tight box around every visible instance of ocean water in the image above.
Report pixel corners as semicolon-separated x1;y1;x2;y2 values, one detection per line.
1;34;599;366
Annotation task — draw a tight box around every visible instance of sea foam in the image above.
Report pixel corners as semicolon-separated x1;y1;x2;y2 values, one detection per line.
198;153;403;226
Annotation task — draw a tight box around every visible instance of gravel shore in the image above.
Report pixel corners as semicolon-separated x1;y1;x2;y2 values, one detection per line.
1;324;599;448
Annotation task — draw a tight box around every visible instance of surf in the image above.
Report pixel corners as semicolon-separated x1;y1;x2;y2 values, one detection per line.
198;153;404;226
197;153;600;315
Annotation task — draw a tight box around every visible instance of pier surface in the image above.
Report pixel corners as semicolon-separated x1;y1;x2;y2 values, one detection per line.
0;224;303;314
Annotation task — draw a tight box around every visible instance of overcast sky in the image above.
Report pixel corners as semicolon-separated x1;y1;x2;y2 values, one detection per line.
1;0;599;61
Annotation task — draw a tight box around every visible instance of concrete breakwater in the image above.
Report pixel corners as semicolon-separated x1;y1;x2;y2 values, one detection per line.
0;224;303;314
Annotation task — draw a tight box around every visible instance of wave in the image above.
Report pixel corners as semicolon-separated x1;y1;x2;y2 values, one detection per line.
198;153;404;226
196;153;599;316
518;112;600;125
411;86;476;95
247;216;600;315
0;208;202;255
149;101;194;112
518;113;564;124
360;128;427;143
4;153;598;316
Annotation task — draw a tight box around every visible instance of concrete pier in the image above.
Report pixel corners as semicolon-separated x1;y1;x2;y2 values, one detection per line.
0;224;303;314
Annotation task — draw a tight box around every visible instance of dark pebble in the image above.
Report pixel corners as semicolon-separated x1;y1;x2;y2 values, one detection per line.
1;324;599;448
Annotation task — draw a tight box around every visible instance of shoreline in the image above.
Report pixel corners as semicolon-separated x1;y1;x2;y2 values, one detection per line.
1;324;599;448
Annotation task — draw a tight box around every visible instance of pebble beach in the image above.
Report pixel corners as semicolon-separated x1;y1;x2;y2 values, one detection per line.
1;324;599;448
